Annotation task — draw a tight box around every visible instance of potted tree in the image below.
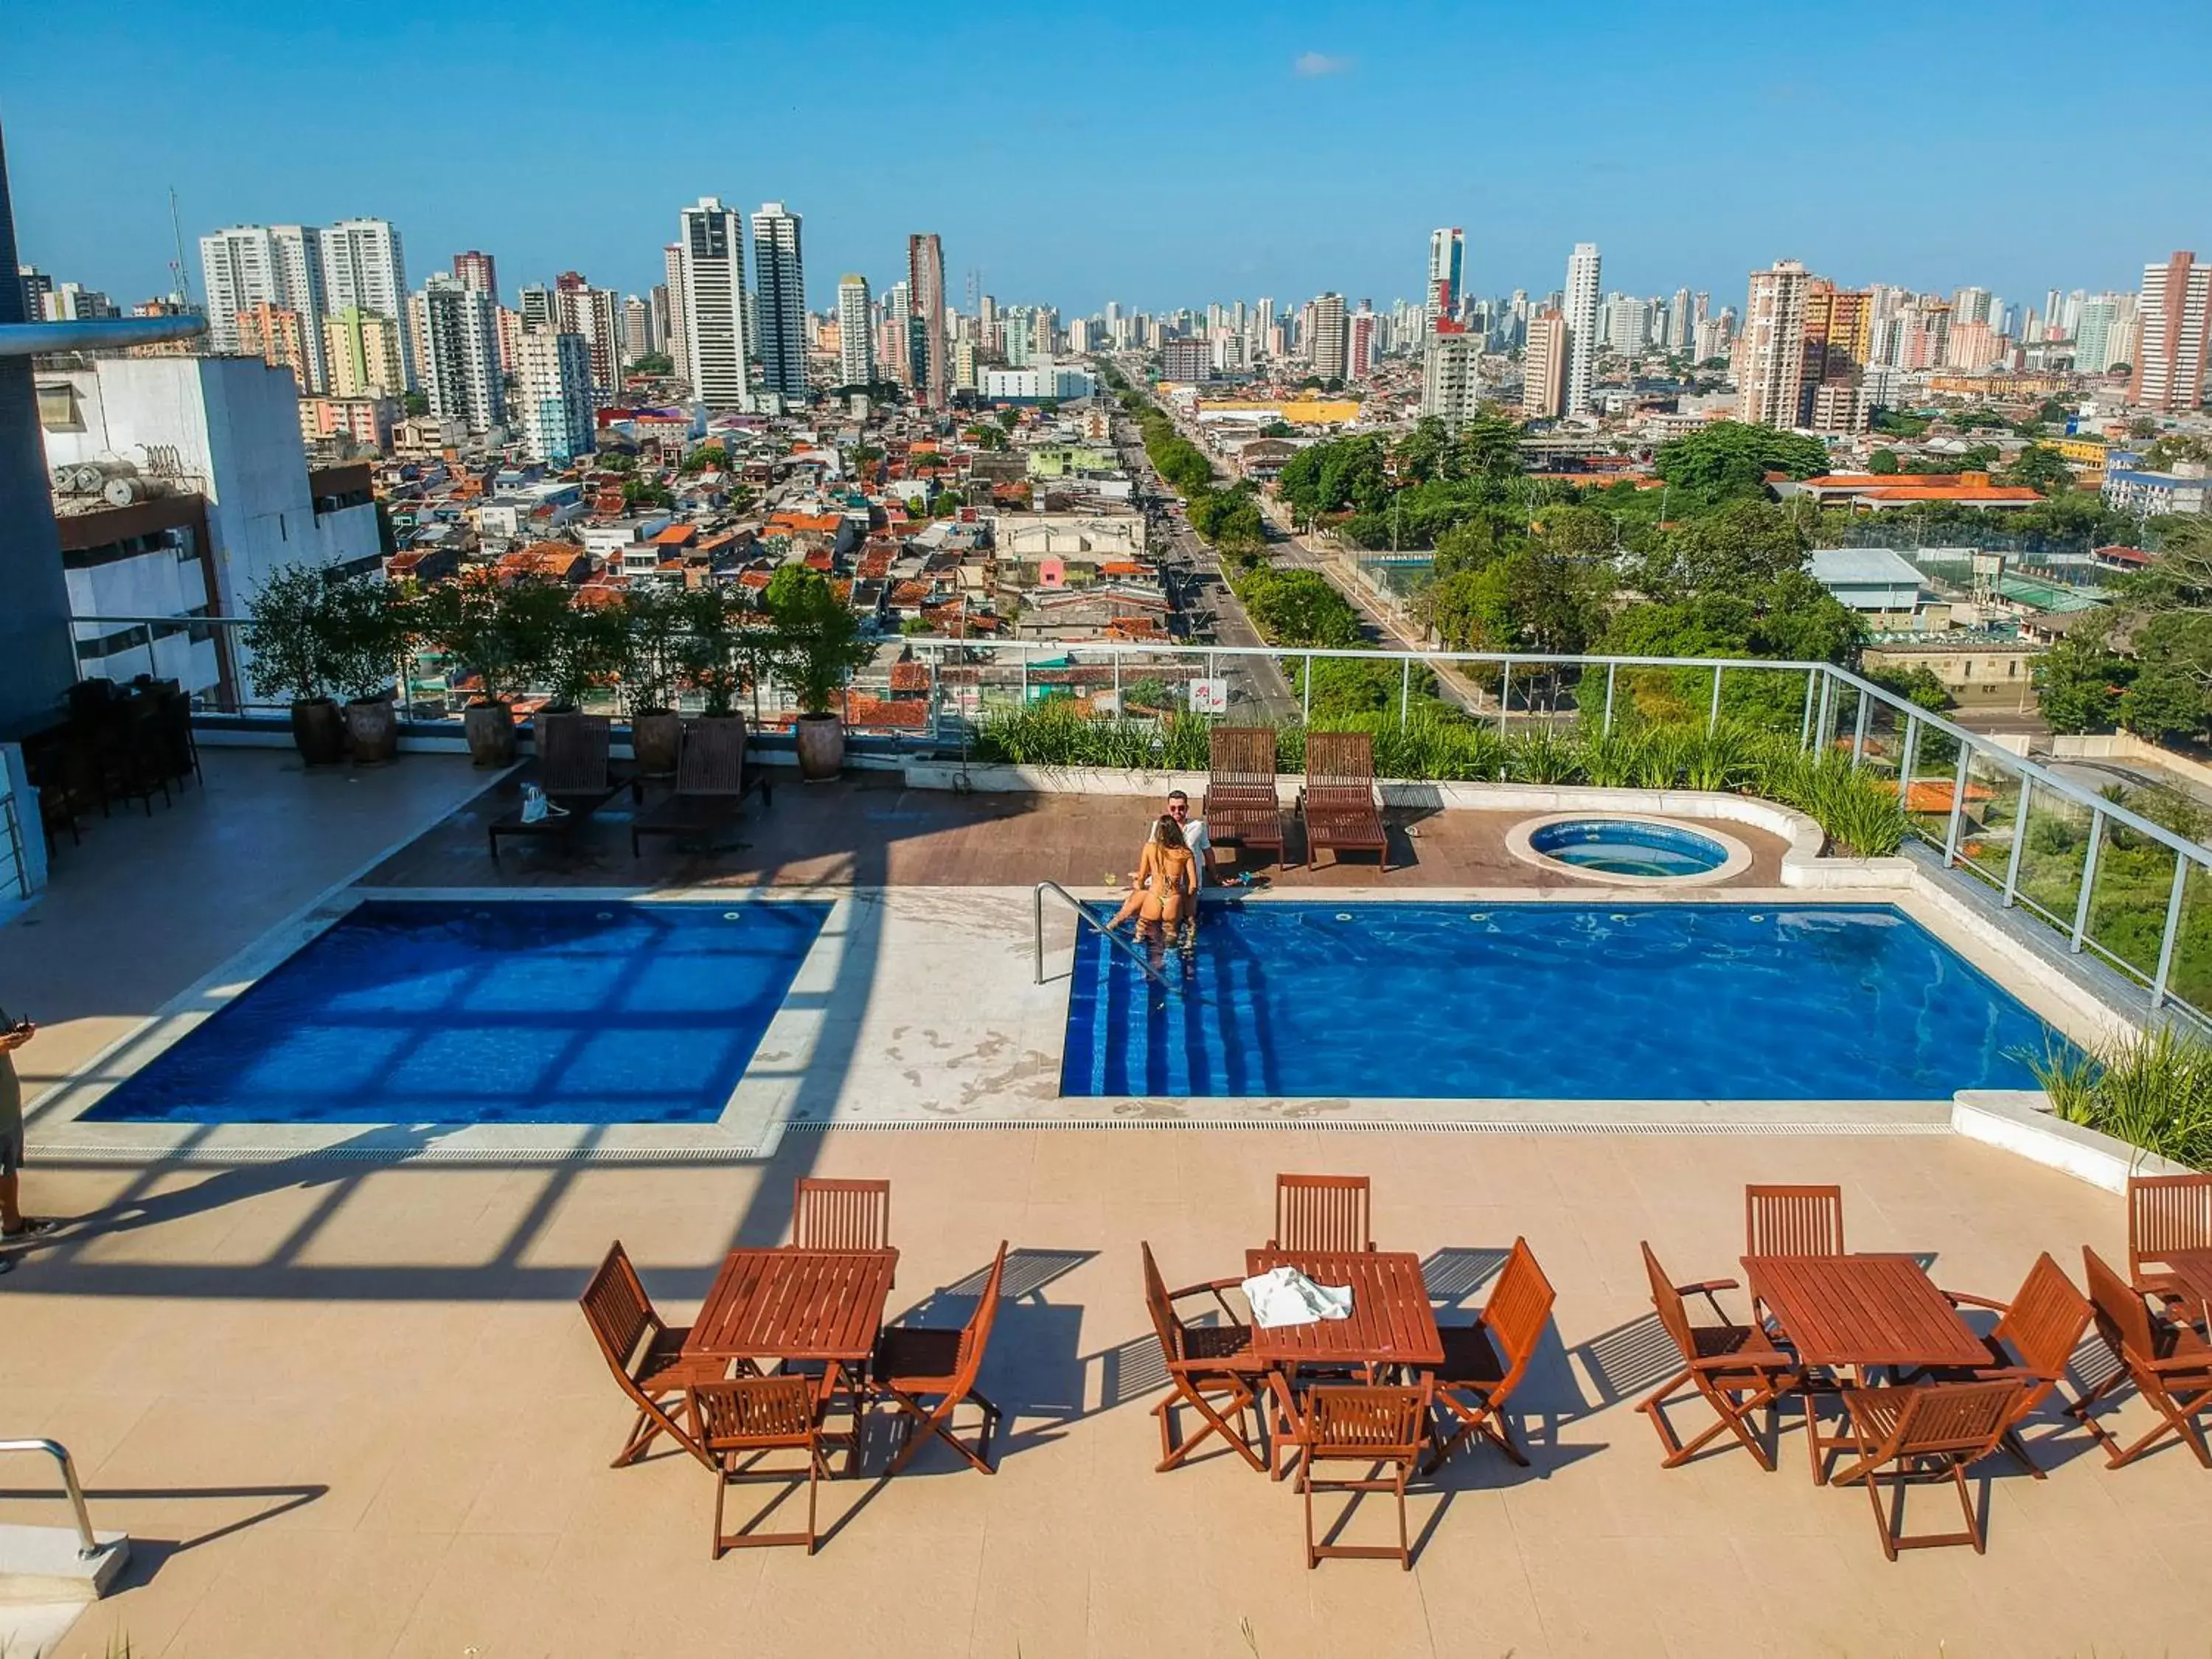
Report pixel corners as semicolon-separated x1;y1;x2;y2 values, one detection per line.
765;565;875;781
243;563;346;765
411;576;524;766
616;586;686;776
542;590;625;715
674;585;749;725
322;575;407;764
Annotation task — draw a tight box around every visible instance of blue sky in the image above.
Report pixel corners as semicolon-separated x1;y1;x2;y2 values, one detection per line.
7;1;2210;319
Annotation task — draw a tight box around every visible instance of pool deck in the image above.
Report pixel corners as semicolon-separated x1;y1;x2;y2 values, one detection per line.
4;748;2202;1657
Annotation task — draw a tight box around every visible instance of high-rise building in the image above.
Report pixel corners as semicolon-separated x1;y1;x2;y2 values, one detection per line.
17;263;52;321
1601;294;1651;355
1419;323;1482;425
1800;278;1872;432
622;295;653;364
552;273;623;403
2074;293;2135;375
514;330;594;463
1951;286;1992;327
199;224;329;390
836;274;874;386
321;305;404;399
319;219;409;388
1738;259;1812;428
1161;338;1210;383
1426;229;1465;316
1522;309;1568;420
43;282;119;322
234;302;312;389
518;285;552;333
1308;291;1347;380
1347;309;1378;380
453;250;498;302
750;202;807;400
660;245;687;380
1562;243;1601;414
418;273;504;434
676;198;750;410
2130;252;2212;413
907;233;947;408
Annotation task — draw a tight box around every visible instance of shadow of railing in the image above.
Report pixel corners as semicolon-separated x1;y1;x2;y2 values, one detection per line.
0;1481;330;1591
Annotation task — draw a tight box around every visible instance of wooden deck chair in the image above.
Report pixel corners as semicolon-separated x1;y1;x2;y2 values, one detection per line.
490;712;633;859
1830;1380;2025;1560
579;1240;716;1469
1425;1237;1554;1472
790;1178;891;1251
630;715;771;855
1636;1241;1796;1472
1201;726;1285;863
1141;1242;1265;1472
2128;1172;2212;1307
1272;1174;1374;1255
686;1374;832;1556
2072;1246;2212;1470
873;1241;1008;1475
1933;1251;2093;1478
1296;1384;1431;1571
1301;731;1388;872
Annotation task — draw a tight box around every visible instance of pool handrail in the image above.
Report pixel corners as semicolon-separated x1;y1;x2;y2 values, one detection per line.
0;1438;109;1559
1034;881;1166;987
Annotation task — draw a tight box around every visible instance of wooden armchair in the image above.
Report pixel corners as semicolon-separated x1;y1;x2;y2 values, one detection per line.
1426;1237;1554;1472
1272;1174;1374;1255
2073;1246;2212;1470
2129;1172;2212;1307
686;1374;832;1556
1636;1242;1797;1472
792;1178;892;1252
578;1240;717;1469
873;1241;1009;1475
1141;1242;1265;1472
1745;1183;1846;1257
1296;1384;1432;1571
1830;1380;2025;1560
1934;1251;2093;1478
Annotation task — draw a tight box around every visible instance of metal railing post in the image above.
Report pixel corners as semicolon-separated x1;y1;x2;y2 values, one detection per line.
1604;662;1617;735
2152;857;2191;1008
1943;747;1971;867
2070;812;2104;953
1499;661;1512;732
1399;656;1411;730
1707;664;1723;734
1301;654;1312;725
1851;694;1870;770
0;1439;104;1560
1800;669;1818;751
1019;653;1029;706
1898;715;1920;808
1111;647;1122;708
2001;781;2032;908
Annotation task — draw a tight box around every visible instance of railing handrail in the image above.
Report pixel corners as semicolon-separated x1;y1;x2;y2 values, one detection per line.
0;1438;107;1559
1034;880;1166;987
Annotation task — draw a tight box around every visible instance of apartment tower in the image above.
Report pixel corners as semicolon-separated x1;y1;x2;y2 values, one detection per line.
677;198;751;410
514;330;594;462
1427;228;1464;316
1522;308;1568;420
1738;259;1812;428
907;232;947;408
453;250;498;301
751;203;807;401
2131;251;2212;414
418;273;504;434
320;219;410;387
1308;291;1348;380
836;274;873;385
1562;243;1601;414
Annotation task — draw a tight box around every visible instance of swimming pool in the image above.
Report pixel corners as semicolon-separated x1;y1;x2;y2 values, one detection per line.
1060;902;2062;1100
1528;818;1731;877
86;900;829;1124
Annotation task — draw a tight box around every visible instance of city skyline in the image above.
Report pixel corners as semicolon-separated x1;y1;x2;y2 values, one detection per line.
8;1;2206;314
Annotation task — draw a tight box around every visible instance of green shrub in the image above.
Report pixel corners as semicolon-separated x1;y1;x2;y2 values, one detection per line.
2030;1023;2212;1169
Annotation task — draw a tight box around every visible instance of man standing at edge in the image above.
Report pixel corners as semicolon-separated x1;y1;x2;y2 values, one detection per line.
0;1018;53;1274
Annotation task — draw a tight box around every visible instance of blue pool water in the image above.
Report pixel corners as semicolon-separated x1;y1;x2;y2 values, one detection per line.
87;900;829;1124
1528;818;1729;877
1061;902;2060;1100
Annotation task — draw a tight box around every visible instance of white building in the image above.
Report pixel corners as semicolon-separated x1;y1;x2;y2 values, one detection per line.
419;274;504;435
515;331;594;463
1419;328;1483;426
676;198;751;410
836;274;874;386
319;218;411;389
1563;242;1601;414
1739;259;1812;428
751;202;807;400
199;224;330;391
980;361;1097;402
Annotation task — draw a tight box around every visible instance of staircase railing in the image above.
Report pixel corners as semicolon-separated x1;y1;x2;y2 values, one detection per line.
1033;881;1166;987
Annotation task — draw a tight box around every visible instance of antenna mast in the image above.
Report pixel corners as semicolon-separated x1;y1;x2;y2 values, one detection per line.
167;187;192;305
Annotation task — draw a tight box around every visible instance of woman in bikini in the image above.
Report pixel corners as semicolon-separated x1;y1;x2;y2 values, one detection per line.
1107;814;1195;939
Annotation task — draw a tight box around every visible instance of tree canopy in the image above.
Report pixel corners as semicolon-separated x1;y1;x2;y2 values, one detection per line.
1651;422;1832;505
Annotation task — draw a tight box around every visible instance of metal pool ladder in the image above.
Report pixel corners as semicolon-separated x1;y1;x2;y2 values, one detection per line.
1033;882;1166;986
0;1439;111;1561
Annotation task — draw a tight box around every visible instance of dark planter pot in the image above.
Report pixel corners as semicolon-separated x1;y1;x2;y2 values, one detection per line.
345;696;400;765
631;709;683;776
793;712;845;782
290;697;346;767
462;700;517;768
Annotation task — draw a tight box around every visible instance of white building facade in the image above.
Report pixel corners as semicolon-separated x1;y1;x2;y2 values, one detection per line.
515;330;594;463
677;198;751;410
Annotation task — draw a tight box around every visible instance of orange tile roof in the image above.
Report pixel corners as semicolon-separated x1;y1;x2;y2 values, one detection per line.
890;580;931;606
889;661;930;692
652;524;697;546
803;549;834;571
1898;780;1994;813
1100;560;1150;577
737;570;772;590
769;512;844;535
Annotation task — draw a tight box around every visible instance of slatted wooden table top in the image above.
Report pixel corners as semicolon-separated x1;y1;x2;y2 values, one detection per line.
683;1248;900;1366
1244;1250;1444;1370
1744;1253;1988;1371
2157;1250;2212;1315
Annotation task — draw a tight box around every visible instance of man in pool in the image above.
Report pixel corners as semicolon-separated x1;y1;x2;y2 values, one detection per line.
1106;790;1213;939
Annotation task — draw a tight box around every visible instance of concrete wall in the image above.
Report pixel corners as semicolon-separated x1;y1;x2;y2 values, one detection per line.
2050;731;2212;793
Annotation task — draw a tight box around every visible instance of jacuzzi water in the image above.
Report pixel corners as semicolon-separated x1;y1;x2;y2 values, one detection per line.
1528;818;1731;878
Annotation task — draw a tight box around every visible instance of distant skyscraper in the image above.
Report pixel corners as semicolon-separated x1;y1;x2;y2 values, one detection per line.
552;272;623;403
677;198;751;410
1308;291;1348;380
1347;309;1378;380
661;244;687;380
1419;324;1481;425
622;295;653;364
1522;309;1568;420
514;330;594;462
1739;259;1811;428
453;250;498;302
323;306;405;397
836;274;874;386
2130;252;2211;413
1427;228;1464;316
2074;294;2133;375
751;202;807;400
419;273;503;434
1801;278;1872;432
907;232;947;408
319;218;409;387
200;224;329;390
1562;243;1601;414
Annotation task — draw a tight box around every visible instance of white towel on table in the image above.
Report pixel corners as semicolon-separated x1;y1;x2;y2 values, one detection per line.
1242;1265;1354;1329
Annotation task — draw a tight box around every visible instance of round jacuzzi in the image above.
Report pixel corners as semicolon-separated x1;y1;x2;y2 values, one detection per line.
1505;814;1753;886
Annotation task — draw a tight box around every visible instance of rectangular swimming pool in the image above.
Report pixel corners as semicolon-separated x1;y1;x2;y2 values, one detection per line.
1060;902;2062;1100
86;900;829;1125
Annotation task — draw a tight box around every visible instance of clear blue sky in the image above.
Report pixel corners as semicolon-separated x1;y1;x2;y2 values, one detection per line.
7;1;2209;319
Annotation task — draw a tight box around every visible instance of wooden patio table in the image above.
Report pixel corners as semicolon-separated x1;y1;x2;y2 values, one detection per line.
1744;1252;1989;1484
1246;1249;1444;1479
2156;1250;2212;1329
683;1248;900;1474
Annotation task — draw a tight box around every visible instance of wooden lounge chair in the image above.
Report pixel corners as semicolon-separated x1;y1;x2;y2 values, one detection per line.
1201;726;1285;866
1295;1384;1431;1571
1425;1237;1554;1472
1829;1380;2025;1560
630;715;771;856
2128;1172;2212;1307
1301;731;1388;873
1271;1174;1374;1255
1140;1242;1265;1473
489;712;636;860
1930;1251;2093;1478
686;1374;832;1556
578;1240;718;1469
872;1241;1008;1475
791;1178;891;1251
1636;1241;1797;1471
2072;1246;2212;1469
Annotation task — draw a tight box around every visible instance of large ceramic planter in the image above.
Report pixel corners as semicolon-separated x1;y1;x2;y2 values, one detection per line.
290;697;346;767
462;700;518;768
631;709;683;777
793;712;845;782
345;695;400;765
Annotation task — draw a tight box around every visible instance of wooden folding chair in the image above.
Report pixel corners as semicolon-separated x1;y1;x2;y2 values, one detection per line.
1636;1242;1797;1471
1746;1183;1846;1329
686;1374;832;1557
2128;1172;2212;1307
1272;1174;1374;1255
792;1178;891;1251
2072;1246;2212;1470
1933;1251;2093;1478
1830;1380;2024;1560
1296;1384;1431;1571
578;1240;717;1469
1141;1242;1265;1472
1425;1237;1554;1472
873;1241;1008;1475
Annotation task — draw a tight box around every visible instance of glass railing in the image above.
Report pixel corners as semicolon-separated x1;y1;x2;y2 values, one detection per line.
72;613;2212;1023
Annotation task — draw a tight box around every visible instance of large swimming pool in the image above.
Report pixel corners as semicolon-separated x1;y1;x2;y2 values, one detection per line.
86;900;829;1124
1061;902;2061;1100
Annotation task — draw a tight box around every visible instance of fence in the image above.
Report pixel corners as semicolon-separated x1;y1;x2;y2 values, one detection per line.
73;612;2212;1026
